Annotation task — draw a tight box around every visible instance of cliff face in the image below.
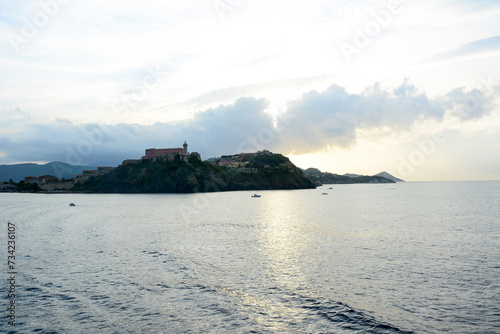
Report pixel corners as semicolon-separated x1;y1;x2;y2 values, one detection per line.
73;153;316;193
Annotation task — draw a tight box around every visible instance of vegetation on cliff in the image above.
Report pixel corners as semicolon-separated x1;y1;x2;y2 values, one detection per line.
73;153;316;193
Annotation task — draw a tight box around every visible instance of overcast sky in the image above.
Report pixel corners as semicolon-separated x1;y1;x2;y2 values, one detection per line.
1;0;499;180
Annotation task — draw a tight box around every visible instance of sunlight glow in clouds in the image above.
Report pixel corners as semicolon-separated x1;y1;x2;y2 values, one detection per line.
1;0;500;180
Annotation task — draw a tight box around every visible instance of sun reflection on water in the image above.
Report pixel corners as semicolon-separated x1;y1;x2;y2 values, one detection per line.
257;191;310;290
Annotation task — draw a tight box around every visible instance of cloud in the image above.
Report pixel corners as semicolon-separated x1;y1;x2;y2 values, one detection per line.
441;87;495;120
0;97;272;165
1;80;498;166
451;34;500;56
429;34;500;65
274;80;447;154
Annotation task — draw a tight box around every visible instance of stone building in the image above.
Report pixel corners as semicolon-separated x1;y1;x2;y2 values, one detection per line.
141;142;200;163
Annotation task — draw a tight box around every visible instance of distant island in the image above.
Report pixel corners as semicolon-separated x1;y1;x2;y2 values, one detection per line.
0;142;403;193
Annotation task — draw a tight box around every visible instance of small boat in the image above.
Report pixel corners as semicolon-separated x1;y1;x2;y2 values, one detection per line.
322;193;328;195
69;203;76;206
328;187;332;189
251;194;261;198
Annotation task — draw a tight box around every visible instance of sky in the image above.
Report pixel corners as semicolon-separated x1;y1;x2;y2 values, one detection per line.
1;0;499;181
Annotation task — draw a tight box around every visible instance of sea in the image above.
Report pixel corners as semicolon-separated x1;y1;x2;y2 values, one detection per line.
1;181;499;333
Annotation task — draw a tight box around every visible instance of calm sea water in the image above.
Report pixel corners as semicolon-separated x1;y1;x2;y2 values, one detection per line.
1;181;499;333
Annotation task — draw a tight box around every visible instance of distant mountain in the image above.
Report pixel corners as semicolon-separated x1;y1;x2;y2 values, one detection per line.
303;168;395;184
0;162;88;182
375;171;405;182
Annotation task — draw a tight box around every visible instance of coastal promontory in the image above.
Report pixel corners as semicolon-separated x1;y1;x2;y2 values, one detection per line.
72;150;316;193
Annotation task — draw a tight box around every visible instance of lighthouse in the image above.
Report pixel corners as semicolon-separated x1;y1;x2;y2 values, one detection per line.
183;141;188;155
